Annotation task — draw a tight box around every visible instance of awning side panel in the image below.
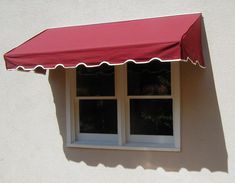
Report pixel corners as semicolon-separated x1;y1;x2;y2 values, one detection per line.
181;15;205;67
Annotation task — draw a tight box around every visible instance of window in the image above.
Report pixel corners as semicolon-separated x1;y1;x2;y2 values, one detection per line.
66;61;180;151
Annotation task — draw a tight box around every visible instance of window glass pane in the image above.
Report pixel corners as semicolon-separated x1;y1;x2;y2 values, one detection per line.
76;64;115;96
130;99;173;135
79;100;117;134
128;61;171;95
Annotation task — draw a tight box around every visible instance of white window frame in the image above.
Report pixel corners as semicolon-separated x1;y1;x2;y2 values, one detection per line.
66;62;180;151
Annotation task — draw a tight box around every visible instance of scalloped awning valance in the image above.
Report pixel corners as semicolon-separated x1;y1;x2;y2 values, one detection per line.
4;13;205;71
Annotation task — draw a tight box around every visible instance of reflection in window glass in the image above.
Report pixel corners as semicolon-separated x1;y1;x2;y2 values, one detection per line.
128;61;171;95
130;99;173;135
76;64;115;96
79;100;117;134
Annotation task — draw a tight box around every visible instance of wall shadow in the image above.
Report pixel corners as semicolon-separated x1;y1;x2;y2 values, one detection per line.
48;21;227;172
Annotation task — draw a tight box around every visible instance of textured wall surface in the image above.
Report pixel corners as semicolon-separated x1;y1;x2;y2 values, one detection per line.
0;0;235;182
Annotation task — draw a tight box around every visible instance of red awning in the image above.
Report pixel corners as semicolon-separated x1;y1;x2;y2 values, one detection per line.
4;13;205;71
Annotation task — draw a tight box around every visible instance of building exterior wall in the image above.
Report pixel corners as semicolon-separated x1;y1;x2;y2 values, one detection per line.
0;0;235;182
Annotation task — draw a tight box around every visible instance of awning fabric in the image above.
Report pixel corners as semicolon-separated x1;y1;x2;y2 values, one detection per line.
4;13;205;71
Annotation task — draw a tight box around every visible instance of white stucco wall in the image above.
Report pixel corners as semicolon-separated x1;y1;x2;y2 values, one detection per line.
0;0;235;182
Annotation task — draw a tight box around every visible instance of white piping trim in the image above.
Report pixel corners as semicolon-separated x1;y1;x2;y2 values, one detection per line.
7;57;205;71
181;57;206;69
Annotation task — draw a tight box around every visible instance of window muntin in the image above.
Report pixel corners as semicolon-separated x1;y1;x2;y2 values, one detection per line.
67;61;180;150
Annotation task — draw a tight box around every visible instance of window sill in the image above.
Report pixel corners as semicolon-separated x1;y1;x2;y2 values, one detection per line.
66;141;180;152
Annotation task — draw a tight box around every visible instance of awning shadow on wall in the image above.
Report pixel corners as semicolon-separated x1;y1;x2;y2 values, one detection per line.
48;22;227;172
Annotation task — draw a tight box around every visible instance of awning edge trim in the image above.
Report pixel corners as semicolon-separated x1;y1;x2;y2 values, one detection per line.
7;56;205;71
